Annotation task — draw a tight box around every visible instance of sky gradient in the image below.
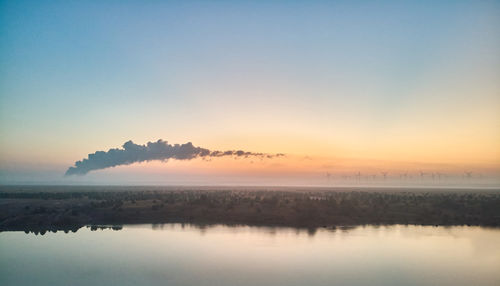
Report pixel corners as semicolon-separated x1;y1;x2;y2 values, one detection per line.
1;0;499;185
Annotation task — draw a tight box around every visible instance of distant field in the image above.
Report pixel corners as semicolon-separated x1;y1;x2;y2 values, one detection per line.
1;186;499;233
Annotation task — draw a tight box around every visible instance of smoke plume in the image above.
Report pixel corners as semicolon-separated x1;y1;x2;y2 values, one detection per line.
65;139;284;176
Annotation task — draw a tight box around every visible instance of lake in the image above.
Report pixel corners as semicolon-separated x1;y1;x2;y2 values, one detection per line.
1;224;499;286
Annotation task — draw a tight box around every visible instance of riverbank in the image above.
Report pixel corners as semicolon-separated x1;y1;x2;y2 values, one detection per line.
1;187;499;232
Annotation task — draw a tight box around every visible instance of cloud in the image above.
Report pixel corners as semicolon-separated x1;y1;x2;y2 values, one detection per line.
65;139;284;176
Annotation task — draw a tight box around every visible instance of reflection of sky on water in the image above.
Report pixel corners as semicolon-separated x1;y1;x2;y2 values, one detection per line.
1;225;499;286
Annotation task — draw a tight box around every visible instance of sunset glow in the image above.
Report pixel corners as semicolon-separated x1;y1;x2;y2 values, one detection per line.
1;0;499;185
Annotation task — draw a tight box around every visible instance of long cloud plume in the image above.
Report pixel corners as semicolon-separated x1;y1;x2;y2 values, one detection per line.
65;139;284;176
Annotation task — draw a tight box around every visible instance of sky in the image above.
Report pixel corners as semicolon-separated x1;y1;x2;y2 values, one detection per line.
1;0;499;185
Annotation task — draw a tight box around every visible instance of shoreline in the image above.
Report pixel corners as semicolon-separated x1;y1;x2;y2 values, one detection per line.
3;222;499;236
2;188;499;232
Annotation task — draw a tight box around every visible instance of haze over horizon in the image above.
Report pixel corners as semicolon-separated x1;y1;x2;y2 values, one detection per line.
1;1;499;186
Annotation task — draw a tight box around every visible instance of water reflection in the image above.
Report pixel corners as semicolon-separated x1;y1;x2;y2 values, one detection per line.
1;224;499;286
10;223;500;239
150;223;326;236
21;227;81;236
15;225;123;235
89;225;123;231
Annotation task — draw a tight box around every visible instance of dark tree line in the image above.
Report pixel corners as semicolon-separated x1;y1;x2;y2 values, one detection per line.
1;189;499;231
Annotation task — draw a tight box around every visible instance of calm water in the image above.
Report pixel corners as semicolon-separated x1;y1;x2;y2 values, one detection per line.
1;224;499;286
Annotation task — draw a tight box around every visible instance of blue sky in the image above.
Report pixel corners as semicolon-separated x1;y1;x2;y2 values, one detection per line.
1;0;499;184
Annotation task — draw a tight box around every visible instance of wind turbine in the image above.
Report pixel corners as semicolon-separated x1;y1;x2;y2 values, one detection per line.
436;172;444;180
355;171;361;181
419;171;426;180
